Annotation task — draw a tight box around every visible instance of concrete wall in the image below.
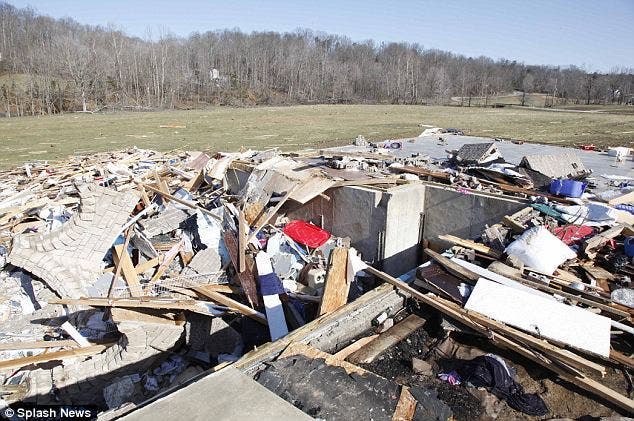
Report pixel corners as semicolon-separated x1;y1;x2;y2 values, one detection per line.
287;183;426;276
423;185;525;250
288;182;525;275
286;185;387;268
382;183;426;275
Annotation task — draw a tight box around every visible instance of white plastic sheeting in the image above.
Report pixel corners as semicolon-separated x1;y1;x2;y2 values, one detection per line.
465;278;611;357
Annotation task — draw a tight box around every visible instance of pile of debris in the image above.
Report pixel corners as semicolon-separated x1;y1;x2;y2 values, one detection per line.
0;146;407;411
0;138;631;419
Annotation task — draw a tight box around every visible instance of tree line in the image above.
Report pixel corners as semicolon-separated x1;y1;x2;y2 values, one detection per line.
1;2;633;116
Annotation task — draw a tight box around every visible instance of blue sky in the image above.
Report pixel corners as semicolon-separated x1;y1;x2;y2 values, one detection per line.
9;0;634;72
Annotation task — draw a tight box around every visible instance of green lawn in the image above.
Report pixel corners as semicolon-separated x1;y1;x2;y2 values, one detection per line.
1;104;633;169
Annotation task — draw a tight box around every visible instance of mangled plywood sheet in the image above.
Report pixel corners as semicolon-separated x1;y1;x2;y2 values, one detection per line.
465;278;611;357
243;156;338;205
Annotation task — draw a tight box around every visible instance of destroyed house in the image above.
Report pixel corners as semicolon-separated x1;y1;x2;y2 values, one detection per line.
0;139;632;420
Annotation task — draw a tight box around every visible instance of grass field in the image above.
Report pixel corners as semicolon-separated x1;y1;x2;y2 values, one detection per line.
1;104;633;169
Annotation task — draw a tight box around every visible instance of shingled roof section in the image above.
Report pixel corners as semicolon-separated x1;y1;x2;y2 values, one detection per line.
520;152;590;179
456;142;500;164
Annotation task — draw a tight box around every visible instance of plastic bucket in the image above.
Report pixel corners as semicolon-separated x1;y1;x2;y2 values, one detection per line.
549;179;587;198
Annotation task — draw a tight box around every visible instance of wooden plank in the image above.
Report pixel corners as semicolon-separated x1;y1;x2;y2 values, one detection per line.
423;248;479;283
0;344;111;372
139;185;152;207
502;215;527;234
415;263;464;303
610;350;634;370
318;247;350;316
392;386;417;421
608;190;634;206
246;184;298;244
347;314;425;364
364;267;634;411
110;308;186;326
223;230;259;308
581;264;616;282
238;210;247;273
332;335;379;361
110;226;135;297
112;243;143;297
332;178;400;188
49;297;207;311
183;169;204;193
289;177;337;204
0;340;78;351
437;234;502;259
279;342;370;376
103;257;160;275
583;225;625;258
193;285;267;325
141;183;222;221
135;257;160;274
196;284;243;295
180;251;194;266
145;241;182;292
394;166;450;181
154;171;171;200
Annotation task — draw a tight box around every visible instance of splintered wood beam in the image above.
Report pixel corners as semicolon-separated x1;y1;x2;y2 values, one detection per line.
238;210;247;273
223;230;260;308
246;184;298;244
154;171;171;201
140;183;222;221
0;340;79;351
108;226;135;297
193;285;267;325
318;247;350;316
347;314;425;364
183;169;204;192
139;185;152;207
134;257;160;274
50;297;204;311
0;344;113;372
392;386;417;421
332;335;379;361
145;241;182;292
279;342;370;377
423;248;479;283
112;243;143;297
583;225;633;258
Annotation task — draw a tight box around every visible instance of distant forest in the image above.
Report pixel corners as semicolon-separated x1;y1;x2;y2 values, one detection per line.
1;2;633;116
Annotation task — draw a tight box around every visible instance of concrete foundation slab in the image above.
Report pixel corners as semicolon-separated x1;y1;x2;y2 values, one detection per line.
122;366;312;421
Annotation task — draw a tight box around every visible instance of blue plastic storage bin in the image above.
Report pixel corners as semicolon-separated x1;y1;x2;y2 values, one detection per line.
549;179;587;198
